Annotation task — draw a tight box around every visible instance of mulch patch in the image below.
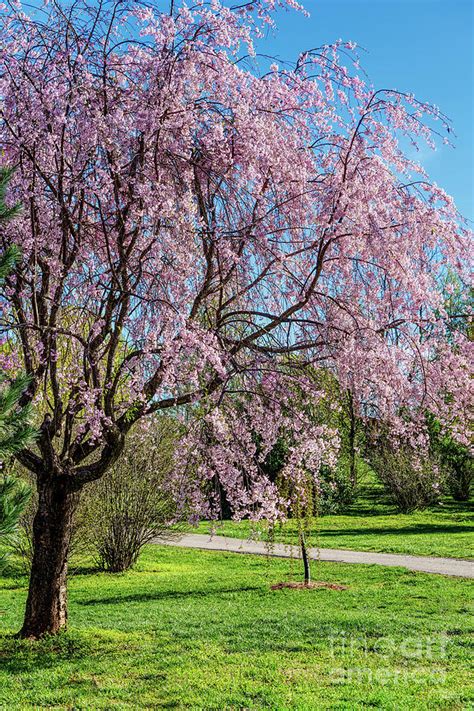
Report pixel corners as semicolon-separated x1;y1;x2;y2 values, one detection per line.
271;581;348;591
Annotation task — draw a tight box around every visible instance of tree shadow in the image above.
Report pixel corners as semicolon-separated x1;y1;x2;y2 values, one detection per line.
0;560;101;584
318;523;473;538
0;633;97;674
343;491;473;518
69;564;103;576
76;584;261;607
0;613;378;677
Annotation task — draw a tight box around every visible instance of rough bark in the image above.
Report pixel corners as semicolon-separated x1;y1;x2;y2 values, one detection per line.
19;473;77;639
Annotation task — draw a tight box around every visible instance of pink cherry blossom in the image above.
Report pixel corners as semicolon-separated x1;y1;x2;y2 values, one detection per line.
0;0;470;523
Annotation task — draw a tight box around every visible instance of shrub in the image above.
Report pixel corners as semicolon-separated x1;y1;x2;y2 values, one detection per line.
82;418;185;573
11;417;185;574
369;439;444;513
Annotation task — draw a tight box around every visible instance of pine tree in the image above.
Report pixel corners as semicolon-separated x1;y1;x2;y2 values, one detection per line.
0;168;34;558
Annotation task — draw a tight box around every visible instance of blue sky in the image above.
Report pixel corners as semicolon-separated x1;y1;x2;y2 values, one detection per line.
22;0;473;220
259;0;474;222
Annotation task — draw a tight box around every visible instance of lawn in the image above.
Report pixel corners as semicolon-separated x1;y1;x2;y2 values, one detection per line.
196;486;474;559
0;544;473;709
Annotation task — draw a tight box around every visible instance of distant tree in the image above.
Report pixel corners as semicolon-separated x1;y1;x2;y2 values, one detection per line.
425;274;472;502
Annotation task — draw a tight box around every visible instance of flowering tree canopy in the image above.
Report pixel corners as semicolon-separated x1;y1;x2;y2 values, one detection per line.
0;0;471;636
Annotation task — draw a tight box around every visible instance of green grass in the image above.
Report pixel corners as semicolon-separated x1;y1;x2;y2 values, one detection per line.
0;545;473;709
197;486;474;559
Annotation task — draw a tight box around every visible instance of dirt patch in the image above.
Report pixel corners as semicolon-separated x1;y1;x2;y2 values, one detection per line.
271;581;348;591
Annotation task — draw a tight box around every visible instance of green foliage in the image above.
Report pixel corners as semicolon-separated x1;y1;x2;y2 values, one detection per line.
0;475;31;570
317;460;358;514
297;369;364;510
0;475;31;538
0;167;34;563
0;167;20;226
0;244;21;282
0;373;36;461
427;414;473;502
260;435;288;481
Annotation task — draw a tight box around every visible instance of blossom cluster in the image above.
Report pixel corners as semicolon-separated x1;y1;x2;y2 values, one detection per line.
0;0;470;515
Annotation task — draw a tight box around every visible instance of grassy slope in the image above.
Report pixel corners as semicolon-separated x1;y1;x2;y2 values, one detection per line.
0;545;473;710
197;483;474;559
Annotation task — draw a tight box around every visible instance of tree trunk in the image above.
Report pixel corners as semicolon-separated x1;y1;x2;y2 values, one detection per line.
19;474;76;639
347;391;357;489
300;532;311;585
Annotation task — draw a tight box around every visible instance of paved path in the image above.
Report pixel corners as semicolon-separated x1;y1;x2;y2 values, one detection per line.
155;533;474;578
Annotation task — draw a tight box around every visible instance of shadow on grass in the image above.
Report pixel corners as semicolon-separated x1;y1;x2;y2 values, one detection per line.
317;523;473;538
0;632;97;674
0;562;101;584
345;491;472;518
0;615;392;675
77;585;262;607
69;565;103;576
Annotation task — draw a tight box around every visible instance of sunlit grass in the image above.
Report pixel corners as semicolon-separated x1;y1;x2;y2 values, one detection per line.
1;544;472;709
